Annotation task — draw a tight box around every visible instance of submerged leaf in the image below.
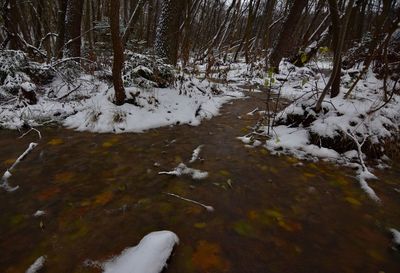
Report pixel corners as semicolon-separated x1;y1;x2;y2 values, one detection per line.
233;220;255;237
94;191;114;206
194;222;207;229
47;138;64;145
192;241;230;272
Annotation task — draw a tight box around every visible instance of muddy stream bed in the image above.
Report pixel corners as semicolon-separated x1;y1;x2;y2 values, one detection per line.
0;92;399;273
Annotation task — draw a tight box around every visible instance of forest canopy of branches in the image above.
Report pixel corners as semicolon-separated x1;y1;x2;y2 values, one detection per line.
2;0;399;67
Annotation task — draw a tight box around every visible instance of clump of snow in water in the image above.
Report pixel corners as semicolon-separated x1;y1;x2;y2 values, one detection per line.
390;228;400;248
101;231;179;273
33;210;46;217
25;256;46;273
159;163;208;180
189;145;203;163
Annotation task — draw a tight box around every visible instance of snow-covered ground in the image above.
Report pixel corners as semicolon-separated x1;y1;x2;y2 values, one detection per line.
231;59;399;201
0;51;243;133
64;79;242;133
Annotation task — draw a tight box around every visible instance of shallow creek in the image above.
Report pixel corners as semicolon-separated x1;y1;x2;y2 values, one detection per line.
0;92;399;273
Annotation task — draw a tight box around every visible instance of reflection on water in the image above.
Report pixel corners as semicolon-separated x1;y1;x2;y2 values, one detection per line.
0;93;399;273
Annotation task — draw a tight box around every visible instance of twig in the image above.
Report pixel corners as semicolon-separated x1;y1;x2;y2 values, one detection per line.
57;84;82;100
342;129;380;202
367;79;398;115
343;130;367;171
163;192;214;212
19;127;42;140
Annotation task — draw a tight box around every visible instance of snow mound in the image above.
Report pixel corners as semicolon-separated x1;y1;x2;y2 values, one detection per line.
102;231;179;273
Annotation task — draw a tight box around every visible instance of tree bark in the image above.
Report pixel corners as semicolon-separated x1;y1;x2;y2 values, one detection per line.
268;0;308;72
64;0;84;58
329;0;341;98
110;0;126;105
56;0;68;58
154;0;186;65
315;0;355;111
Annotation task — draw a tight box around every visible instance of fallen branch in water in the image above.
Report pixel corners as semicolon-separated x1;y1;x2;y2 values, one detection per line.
19;127;42;140
343;129;380;202
164;192;214;212
1;142;38;192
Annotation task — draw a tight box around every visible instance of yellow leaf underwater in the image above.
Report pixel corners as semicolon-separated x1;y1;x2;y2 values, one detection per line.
48;138;64;145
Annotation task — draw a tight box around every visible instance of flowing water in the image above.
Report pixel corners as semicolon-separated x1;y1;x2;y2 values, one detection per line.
0;92;399;273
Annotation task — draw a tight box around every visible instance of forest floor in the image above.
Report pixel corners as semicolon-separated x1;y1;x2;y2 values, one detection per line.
0;87;400;273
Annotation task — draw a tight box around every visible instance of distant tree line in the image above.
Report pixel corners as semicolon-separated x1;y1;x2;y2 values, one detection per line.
1;0;399;104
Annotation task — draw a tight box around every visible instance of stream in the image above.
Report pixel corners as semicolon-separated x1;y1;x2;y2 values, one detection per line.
0;91;399;273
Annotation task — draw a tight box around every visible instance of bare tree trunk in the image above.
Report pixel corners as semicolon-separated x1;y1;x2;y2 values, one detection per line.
268;0;308;72
204;0;236;58
64;0;84;58
315;0;355;112
110;0;126;105
56;0;67;58
84;0;94;50
146;0;154;46
154;0;186;65
262;0;276;51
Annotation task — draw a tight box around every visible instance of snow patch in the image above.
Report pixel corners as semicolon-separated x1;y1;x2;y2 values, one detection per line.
189;145;203;163
390;228;400;246
33;210;46;217
102;231;179;273
25;256;46;273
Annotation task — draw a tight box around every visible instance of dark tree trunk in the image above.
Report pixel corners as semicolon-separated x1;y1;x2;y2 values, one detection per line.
2;0;21;49
268;0;308;72
315;0;355;111
56;0;68;58
64;0;84;58
328;0;342;98
110;0;126;105
146;0;154;46
154;0;186;65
